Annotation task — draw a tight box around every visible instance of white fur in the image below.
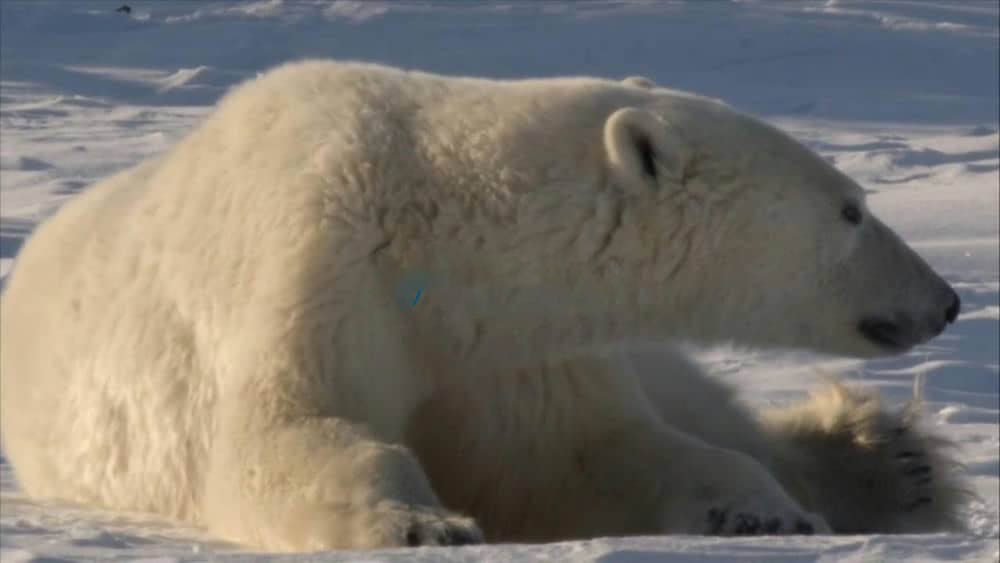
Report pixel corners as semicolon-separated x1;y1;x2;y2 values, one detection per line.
0;61;965;551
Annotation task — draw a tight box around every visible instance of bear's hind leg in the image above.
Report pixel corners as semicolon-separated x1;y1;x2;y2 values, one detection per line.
761;382;972;533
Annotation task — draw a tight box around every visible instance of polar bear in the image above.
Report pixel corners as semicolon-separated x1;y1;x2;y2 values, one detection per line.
0;61;968;551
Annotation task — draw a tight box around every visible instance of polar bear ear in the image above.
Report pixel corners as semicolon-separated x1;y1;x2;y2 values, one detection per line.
622;76;657;89
603;107;686;191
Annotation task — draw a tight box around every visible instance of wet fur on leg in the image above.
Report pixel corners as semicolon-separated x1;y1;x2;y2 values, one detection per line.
761;382;974;533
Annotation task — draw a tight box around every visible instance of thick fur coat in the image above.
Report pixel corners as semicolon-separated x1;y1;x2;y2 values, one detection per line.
0;61;967;551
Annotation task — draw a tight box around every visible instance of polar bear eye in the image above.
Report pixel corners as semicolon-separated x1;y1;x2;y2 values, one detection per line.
841;203;862;226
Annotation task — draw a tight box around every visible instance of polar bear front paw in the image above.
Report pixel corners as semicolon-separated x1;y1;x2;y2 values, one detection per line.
400;508;484;547
671;449;832;536
270;501;484;550
357;503;484;548
705;505;828;535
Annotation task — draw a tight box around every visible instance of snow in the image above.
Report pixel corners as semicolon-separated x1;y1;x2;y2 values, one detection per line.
0;0;997;561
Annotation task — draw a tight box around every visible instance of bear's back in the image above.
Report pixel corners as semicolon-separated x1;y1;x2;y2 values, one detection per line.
0;60;726;518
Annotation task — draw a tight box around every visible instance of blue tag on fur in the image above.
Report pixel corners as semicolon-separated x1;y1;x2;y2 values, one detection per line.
394;270;433;309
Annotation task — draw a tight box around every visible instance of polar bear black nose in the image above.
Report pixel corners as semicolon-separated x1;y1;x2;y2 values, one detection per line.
944;290;961;324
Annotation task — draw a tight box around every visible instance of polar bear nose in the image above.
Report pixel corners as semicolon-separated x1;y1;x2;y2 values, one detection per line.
944;289;961;324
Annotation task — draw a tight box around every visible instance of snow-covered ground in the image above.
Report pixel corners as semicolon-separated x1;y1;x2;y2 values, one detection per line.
1;1;997;561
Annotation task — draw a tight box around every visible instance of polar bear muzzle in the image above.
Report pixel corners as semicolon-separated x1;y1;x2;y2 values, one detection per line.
829;208;962;356
857;289;959;351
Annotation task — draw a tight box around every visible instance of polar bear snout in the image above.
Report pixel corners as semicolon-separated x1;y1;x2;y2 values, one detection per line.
842;217;962;356
924;284;961;334
858;288;960;351
944;289;961;324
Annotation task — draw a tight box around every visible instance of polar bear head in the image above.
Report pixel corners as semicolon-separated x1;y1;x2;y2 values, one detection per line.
594;87;959;358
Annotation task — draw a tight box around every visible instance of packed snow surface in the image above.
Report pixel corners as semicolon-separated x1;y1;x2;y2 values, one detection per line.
1;1;997;561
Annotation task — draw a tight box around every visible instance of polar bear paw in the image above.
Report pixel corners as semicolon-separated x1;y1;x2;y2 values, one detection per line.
704;504;829;536
400;508;484;547
676;449;832;536
762;383;970;533
358;503;483;548
893;443;935;512
869;418;969;530
253;500;484;550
